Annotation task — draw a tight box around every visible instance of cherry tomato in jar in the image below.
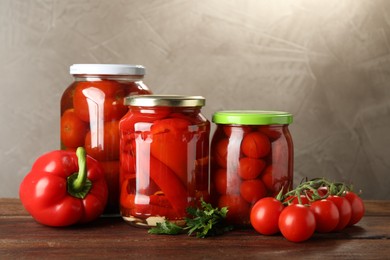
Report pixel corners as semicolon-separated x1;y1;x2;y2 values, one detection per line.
241;132;271;159
61;64;152;215
279;204;316;242
240;179;267;204
84;120;120;161
211;111;293;226
223;125;252;137
214;138;229;168
60;109;89;148
218;194;251;225
238;157;266;180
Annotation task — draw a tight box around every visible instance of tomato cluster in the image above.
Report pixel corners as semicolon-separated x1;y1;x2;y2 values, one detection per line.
250;179;365;242
60;79;151;213
210;124;293;225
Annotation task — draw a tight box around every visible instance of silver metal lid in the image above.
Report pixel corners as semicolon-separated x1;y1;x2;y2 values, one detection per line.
70;64;145;76
124;95;206;107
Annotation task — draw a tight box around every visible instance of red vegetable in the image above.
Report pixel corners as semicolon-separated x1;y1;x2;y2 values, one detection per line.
327;195;352;231
250;197;284;235
19;147;108;227
344;191;365;226
278;204;316;242
310;199;340;233
241;132;270;158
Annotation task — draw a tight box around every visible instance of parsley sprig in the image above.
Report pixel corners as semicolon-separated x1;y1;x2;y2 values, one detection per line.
148;199;233;238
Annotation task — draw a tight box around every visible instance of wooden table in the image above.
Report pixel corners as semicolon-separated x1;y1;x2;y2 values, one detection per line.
1;198;389;259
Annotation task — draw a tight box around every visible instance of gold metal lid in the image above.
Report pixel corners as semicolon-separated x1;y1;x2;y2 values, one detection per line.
124;95;206;107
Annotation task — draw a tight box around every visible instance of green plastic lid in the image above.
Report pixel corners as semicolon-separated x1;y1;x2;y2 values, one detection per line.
212;110;293;125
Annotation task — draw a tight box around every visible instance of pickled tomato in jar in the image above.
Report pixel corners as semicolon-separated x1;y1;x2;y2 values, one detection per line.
60;64;152;214
210;111;293;226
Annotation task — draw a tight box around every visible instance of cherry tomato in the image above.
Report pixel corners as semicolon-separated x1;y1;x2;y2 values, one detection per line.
310;199;340;233
284;194;310;205
238;157;266;180
241;132;270;158
240;179;267;204
261;165;289;196
327;195;352;231
103;96;128;121
85;120;120;161
344;191;365;226
305;186;329;201
214;139;229;168
250;197;284;235
60;109;89;148
213;168;228;194
218;194;250;225
73;81;127;122
279;204;316;242
258;126;282;140
223;125;252;137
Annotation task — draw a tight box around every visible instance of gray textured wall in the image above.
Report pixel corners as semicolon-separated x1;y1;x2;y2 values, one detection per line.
1;0;389;199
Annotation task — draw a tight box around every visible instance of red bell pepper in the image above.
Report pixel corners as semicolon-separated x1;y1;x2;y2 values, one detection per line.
19;147;108;227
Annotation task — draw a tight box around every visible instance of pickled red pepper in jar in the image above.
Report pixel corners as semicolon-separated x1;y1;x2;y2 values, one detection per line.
210;111;293;226
60;64;152;214
119;95;210;227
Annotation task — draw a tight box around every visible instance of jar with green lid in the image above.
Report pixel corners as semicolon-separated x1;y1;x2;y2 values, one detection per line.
210;111;293;226
119;95;210;227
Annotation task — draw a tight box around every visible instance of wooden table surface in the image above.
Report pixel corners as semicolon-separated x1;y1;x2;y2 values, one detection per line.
1;198;389;259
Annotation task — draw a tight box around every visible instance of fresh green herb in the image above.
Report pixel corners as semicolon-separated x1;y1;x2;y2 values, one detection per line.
148;220;183;235
148;199;233;238
185;199;233;238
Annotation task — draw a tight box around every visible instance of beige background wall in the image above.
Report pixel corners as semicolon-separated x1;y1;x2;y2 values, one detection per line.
1;0;389;199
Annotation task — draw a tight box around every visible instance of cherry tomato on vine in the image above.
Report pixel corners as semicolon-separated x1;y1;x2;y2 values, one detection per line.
327;195;352;231
278;204;316;242
284;194;310;205
310;199;340;233
344;191;365;226
250;197;284;235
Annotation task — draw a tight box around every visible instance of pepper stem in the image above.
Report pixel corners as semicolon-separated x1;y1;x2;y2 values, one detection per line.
67;147;92;199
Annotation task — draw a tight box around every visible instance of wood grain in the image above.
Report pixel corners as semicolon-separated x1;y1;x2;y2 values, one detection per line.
1;199;389;259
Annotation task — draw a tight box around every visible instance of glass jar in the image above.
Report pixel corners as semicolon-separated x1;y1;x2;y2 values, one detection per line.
210;111;293;226
119;95;210;227
60;64;152;215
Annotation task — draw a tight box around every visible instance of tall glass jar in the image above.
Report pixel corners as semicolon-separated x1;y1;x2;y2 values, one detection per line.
210;111;293;226
119;95;210;227
60;64;152;214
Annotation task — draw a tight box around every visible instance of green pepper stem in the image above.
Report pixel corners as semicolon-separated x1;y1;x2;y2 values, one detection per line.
67;147;92;199
73;147;87;191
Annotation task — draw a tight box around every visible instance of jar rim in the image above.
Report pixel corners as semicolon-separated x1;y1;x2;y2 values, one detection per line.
125;95;205;107
70;64;145;76
212;110;293;125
